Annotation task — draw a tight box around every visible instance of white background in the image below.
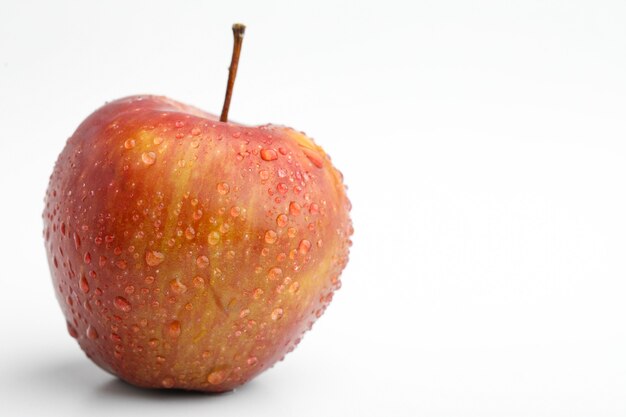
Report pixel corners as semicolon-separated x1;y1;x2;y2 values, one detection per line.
1;0;626;415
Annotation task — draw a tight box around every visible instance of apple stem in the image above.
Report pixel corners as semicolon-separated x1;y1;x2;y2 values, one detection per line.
220;23;246;123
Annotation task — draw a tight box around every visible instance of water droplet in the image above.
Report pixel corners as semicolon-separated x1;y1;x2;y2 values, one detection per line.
230;206;241;217
184;226;195;240
193;209;203;220
84;252;91;264
124;138;136;149
168;320;181;337
240;308;250;318
86;325;99;340
276;214;288;227
145;250;165;266
260;148;278;161
175;120;185;128
191;127;201;136
302;147;324;168
259;170;270;180
153;136;164;145
276;183;288;194
253;288;264;299
287;227;297;238
145;275;155;284
208;231;220;246
67;322;78;338
267;267;283;280
298;239;311;254
289;202;301;215
73;232;81;249
289;281;300;294
196;255;210;268
161;377;175;388
247;356;258;366
207;370;226;385
271;308;284;321
309;203;319;214
115;259;127;269
141;152;156;165
264;230;277;244
193;276;205;288
114;296;132;312
169;279;187;294
79;274;90;293
217;182;230;195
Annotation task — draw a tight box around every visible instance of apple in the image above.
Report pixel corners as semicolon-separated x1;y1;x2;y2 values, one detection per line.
42;24;352;392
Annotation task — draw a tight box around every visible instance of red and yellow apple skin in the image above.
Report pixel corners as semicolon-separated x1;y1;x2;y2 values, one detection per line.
43;95;352;391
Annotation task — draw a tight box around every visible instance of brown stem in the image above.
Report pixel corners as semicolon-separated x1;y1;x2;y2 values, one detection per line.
220;23;246;122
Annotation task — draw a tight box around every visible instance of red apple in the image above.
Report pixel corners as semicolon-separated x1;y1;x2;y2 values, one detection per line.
42;24;352;392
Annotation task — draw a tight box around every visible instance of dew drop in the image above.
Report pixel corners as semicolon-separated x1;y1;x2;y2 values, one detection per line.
207;370;226;385
260;148;278;161
267;267;283;280
208;231;220;246
264;230;278;244
168;320;181;337
161;377;175;388
196;255;210;268
271;308;284;321
193;276;205;288
141;152;156;165
276;214;288;227
276;183;288;194
124;138;136;149
298;239;311;254
230;206;241;217
184;226;195;240
86;325;99;340
247;356;258;366
73;232;81;249
289;281;300;294
191;127;201;136
114;296;132;312
217;182;230;195
253;288;264;299
302;147;324;168
289;202;301;216
153;136;164;145
79;275;90;293
169;279;188;294
67;322;78;338
145;250;165;266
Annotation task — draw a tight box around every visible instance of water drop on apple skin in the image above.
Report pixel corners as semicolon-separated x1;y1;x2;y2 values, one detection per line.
260;148;278;161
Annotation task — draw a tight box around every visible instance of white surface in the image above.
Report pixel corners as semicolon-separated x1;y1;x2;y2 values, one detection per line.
1;0;626;415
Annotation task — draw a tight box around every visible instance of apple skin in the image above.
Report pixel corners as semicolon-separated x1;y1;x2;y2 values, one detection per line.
43;95;352;392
